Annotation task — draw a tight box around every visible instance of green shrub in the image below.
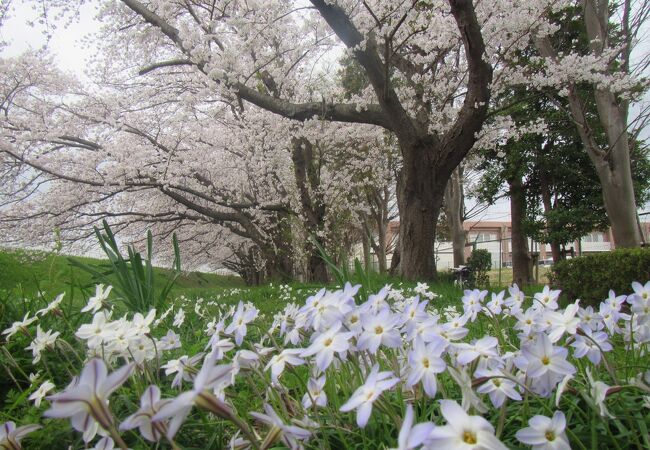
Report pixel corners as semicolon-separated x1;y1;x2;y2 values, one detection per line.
549;247;650;305
467;249;491;288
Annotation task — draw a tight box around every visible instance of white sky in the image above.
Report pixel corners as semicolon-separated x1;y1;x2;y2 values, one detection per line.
1;1;648;223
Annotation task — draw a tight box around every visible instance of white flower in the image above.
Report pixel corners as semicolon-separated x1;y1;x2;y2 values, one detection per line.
25;325;60;364
44;359;134;440
250;403;312;449
120;385;171;442
36;293;65;316
2;313;38;341
517;333;576;397
570;328;612;365
0;421;41;449
162;353;204;389
578;306;602;331
598;303;629;335
456;336;499;366
428;400;507;449
91;437;117;450
302;376;327;409
474;368;522;408
405;337;447;397
357;309;402;354
630;281;650;302
265;349;305;384
173;308;186;328
206;337;235;360
486;291;505;315
128;336;157;364
533;286;561;310
153;358;235;438
29;380;55;407
225;301;258;345
390;404;434;450
132;309;156;335
159;330;182;350
585;368;613;418
81;285;113;314
545;301;580;342
516;411;570;450
462;289;488;321
75;311;116;348
300;321;353;372
340;364;399;428
603;290;626;312
515;308;541;337
505;283;526;315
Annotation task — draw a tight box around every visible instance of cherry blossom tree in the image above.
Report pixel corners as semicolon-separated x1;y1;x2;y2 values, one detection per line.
0;50;391;282
90;0;496;280
528;0;650;247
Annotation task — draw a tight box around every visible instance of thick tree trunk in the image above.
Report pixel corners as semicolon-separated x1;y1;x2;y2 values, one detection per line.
594;147;641;248
291;137;330;283
265;251;293;282
445;165;466;267
509;175;533;286
398;139;448;280
307;253;329;283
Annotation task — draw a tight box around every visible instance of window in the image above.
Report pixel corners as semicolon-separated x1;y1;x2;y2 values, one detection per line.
470;232;497;242
582;232;604;243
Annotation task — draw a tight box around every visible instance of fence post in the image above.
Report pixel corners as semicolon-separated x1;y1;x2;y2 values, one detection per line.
498;238;502;286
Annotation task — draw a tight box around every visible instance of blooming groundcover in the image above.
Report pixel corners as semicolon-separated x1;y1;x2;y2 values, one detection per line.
1;280;650;449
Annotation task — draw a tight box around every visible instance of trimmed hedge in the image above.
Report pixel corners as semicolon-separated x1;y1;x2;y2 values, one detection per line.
549;247;650;305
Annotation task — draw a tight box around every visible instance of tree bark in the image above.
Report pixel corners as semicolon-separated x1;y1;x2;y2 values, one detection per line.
389;239;401;277
509;175;533;286
445;165;466;266
398;138;449;280
539;169;563;262
362;230;371;271
376;206;388;274
307;254;329;283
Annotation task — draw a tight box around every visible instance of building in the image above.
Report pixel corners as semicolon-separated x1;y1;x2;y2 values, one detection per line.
382;220;650;271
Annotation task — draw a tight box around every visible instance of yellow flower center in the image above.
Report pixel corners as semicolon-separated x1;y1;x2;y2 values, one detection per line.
324;338;333;347
422;358;430;368
375;326;384;335
542;356;550;365
545;431;556;441
350;315;358;323
463;431;477;444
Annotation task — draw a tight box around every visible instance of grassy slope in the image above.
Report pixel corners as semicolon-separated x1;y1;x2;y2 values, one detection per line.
1;248;549;318
0;248;244;298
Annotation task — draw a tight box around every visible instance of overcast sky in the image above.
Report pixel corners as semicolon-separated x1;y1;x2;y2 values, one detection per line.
1;1;648;222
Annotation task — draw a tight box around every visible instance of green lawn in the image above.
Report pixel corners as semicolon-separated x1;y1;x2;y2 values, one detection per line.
1;247;550;319
0;248;243;299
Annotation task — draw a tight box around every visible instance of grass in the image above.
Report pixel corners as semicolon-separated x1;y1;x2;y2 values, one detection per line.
486;266;552;286
0;248;243;299
0;246;548;319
